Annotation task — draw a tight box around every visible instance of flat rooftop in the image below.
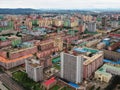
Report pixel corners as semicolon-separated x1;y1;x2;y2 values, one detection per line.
66;47;103;65
0;54;33;63
0;45;36;53
73;47;99;54
27;59;41;68
96;64;120;76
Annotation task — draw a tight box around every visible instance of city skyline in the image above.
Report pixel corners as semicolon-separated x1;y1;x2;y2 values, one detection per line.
0;0;120;9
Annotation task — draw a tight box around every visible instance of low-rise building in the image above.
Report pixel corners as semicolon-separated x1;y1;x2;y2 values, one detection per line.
42;77;57;90
25;59;43;82
95;64;120;83
95;67;112;83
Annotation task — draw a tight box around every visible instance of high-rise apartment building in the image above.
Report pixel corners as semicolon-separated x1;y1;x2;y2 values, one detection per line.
102;17;107;27
87;22;96;32
61;52;83;83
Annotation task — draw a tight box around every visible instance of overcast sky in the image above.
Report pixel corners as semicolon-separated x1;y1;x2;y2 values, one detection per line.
0;0;120;9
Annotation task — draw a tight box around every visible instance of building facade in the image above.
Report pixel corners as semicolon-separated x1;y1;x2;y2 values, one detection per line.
25;59;43;82
87;22;96;32
61;52;83;83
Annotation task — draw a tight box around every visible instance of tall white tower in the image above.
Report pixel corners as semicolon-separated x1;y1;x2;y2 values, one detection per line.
61;52;83;83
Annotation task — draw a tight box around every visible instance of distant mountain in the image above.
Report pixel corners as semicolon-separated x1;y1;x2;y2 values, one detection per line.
0;8;37;14
0;8;120;14
0;8;89;14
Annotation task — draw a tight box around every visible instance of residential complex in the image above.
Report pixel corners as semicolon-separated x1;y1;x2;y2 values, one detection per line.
0;10;120;90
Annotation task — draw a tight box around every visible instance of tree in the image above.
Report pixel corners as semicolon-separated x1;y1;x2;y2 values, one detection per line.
12;39;21;48
89;85;95;90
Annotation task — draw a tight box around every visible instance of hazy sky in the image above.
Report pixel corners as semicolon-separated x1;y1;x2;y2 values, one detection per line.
0;0;120;9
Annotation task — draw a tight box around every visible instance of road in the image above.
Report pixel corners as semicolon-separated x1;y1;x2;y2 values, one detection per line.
0;73;24;90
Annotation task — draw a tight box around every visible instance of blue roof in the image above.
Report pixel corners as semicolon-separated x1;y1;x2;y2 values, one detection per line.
68;82;80;88
116;49;120;53
103;59;120;64
73;48;87;53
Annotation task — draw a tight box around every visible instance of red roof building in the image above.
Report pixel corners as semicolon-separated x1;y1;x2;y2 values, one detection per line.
42;77;57;90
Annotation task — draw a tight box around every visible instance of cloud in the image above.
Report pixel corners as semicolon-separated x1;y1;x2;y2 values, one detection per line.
0;0;120;9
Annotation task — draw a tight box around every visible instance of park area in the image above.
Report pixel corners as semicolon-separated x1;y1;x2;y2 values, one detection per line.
12;70;42;90
50;85;72;90
12;70;73;90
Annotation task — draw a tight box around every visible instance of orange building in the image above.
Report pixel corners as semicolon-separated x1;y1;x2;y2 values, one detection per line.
0;54;33;69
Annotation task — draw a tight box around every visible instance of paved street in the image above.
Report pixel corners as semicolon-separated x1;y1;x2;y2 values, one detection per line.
0;73;24;90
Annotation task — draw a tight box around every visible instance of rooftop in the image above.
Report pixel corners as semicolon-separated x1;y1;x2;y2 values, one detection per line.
27;59;41;67
73;47;99;54
83;53;103;65
43;77;56;86
103;59;120;64
68;82;80;89
0;54;33;63
0;45;36;53
96;64;120;76
65;47;103;65
103;64;120;71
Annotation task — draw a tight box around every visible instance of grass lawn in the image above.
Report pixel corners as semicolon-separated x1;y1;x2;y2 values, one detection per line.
50;85;60;90
12;70;42;90
61;86;72;90
53;63;60;70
